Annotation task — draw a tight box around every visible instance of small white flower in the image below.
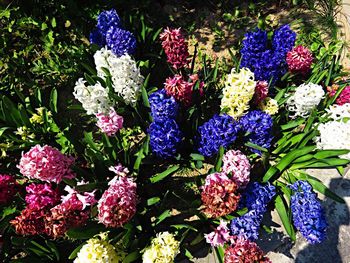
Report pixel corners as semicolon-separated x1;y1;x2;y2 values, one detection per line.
73;78;112;115
286;83;325;118
326;103;350;121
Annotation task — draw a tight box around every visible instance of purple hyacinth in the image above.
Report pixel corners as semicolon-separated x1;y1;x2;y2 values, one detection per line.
97;9;121;37
197;114;240;157
290;181;327;244
149;119;182;159
239;110;273;154
149;89;179;122
106;26;137;56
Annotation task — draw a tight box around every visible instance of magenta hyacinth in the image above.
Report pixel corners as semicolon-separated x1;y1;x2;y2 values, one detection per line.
336;86;350;105
205;220;233;247
0;174;19;205
286;45;313;75
18;145;75;183
222;150;251;189
160;27;189;69
25;183;60;210
96;108;124;136
97;166;137;228
254;80;269;104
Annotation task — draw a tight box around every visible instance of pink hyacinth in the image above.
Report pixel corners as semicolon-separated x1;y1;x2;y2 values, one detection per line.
95;108;123;136
286;45;313;75
164;74;193;106
18;145;75;184
224;237;271;263
254;81;269;104
25;183;60;210
336;86;350;105
222;150;251;189
205;220;233;247
98;167;137;228
201;173;240;218
0;174;19;205
160;27;189;69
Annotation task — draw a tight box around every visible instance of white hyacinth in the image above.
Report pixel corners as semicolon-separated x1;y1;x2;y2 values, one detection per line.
315;120;350;160
94;48;144;106
326;103;350;121
286;83;325;118
73;78;112;115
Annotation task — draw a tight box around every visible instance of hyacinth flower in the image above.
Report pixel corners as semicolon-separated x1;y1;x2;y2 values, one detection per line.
335;86;350;105
148;89;179;122
197;114;240;157
201;172;240;218
0;174;20;205
205;220;233;247
160;27;189;70
286;45;313;75
95;108;124;136
290;181;327;244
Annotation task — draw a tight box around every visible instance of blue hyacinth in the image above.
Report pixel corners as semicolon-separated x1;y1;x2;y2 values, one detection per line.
272;24;297;53
97;9;121;37
239;110;273;154
149;89;179;122
290;181;327;244
106;26;136;56
149;119;182;159
231;182;276;241
90;28;106;47
197;114;240;157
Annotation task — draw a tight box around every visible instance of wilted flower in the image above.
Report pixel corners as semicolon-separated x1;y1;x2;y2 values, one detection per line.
286;83;325;118
18;145;75;184
336;86;350;105
286;45;313;74
290;181;327;244
197;114;240;157
106;27;136;56
201;173;240;218
205;220;233;247
98;169;137;228
222;150;251;189
75;233;123;263
160;27;189;69
221;68;256;119
15;126;35;141
142;232;180;263
224;237;271;263
96;108;124;136
149;119;182;159
25;183;60;210
259;97;279;115
73;78;112;115
0;174;19;205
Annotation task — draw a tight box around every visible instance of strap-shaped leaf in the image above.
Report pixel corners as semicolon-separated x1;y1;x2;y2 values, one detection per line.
275;195;296;241
150;165;180;183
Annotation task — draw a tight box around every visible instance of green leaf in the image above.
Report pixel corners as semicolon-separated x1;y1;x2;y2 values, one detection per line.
280;119;304;130
171;224;198;232
245;142;268;152
66;223;106;239
262;166;279;182
150;165;180;183
68;243;84;260
190;153;205;161
313;149;350;159
275;195;296;241
214;246;225;263
49;88;58;113
147;197;160;206
1;206;16;220
215;146;224;172
83;132;99;151
123;251;140;263
141;74;150;108
276;146;315;172
155;209;171;225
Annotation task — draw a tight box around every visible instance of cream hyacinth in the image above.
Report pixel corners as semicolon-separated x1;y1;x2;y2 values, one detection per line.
74;233;122;263
73;78;112;115
286;83;325;118
220;68;256;119
94;48;144;106
142;232;180;263
259;97;279;115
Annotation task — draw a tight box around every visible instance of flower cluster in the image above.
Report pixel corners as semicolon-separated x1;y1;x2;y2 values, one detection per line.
142;232;180;263
259;97;279;115
160;27;189;69
290;181;327;244
286;83;325;118
286;45;313;74
222;150;251;189
18;145;75;184
197;114;240;157
73;78;112;115
336;86;350;105
201;172;240;218
326;103;350;121
164;74;198;106
90;9;136;56
96;108;124;136
75;233;123;263
98;167;137;228
149;89;179;122
254;80;269;104
224;237;271;263
316;120;350;160
239;110;274;154
0;175;19;205
148;119;182;159
30;107;52;125
94;48;144;106
205;220;233;247
221;68;256;119
240;25;296;83
25;183;60;210
231;182;275;240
